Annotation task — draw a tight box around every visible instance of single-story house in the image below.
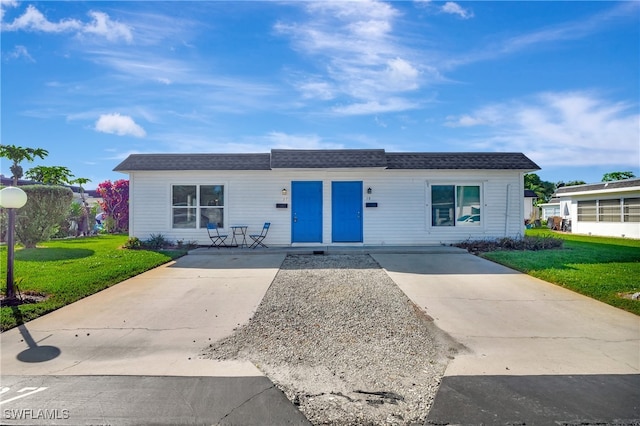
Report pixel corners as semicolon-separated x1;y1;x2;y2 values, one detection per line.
539;197;561;221
554;178;640;239
524;189;538;222
113;149;540;247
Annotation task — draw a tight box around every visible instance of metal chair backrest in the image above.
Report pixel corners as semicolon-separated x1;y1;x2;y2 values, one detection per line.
207;222;221;234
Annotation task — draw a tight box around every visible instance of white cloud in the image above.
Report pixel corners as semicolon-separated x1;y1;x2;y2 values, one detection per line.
275;1;425;114
446;2;638;69
441;2;473;19
95;113;146;138
332;98;419;115
265;132;323;149
444;105;502;127
5;44;34;62
3;4;82;32
86;50;189;83
385;58;419;91
296;80;335;100
2;5;132;43
445;92;640;168
0;0;18;21
265;132;344;150
82;11;133;43
413;0;473;20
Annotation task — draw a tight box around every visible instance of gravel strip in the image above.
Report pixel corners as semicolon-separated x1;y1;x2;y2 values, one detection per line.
203;254;461;425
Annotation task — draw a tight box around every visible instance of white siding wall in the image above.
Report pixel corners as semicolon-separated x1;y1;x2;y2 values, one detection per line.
524;197;537;221
562;191;640;239
127;169;526;246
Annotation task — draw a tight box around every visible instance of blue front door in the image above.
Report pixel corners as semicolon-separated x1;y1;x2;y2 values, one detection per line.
332;181;363;242
292;181;323;243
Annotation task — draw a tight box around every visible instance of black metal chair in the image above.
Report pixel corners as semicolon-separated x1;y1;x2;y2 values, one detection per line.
207;223;228;248
249;222;270;248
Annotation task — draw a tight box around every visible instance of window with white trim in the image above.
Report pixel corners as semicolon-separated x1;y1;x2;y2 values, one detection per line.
577;200;597;222
172;185;224;229
624;198;640;222
431;185;481;226
598;199;621;222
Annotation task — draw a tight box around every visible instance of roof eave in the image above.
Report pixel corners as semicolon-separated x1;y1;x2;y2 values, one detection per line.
557;185;640;197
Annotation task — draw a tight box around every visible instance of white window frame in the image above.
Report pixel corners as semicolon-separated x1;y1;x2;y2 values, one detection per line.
577;200;597;222
171;184;225;229
598;199;622;223
624;197;640;223
426;181;484;229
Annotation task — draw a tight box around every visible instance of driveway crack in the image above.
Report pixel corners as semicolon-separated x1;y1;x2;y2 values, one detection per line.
215;383;276;424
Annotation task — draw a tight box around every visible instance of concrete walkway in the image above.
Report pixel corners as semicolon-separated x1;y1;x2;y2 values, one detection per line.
372;252;640;424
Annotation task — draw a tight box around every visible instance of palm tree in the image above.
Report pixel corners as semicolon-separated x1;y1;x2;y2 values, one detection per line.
0;145;49;185
69;177;92;203
0;145;48;301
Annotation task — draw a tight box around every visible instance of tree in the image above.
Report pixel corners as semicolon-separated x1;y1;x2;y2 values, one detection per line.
524;173;556;204
602;171;635;182
0;145;49;185
97;180;129;232
556;180;586;188
69;177;92;203
13;185;74;248
25;165;74;185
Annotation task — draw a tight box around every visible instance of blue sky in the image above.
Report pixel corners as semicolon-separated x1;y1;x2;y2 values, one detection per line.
2;1;639;190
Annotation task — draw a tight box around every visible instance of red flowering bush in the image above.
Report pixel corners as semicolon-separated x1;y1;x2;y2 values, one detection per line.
97;179;129;233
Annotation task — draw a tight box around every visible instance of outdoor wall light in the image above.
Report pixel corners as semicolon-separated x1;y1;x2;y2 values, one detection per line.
0;186;28;301
367;187;372;194
281;188;288;196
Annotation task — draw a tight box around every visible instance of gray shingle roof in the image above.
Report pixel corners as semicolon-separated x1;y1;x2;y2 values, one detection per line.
113;150;540;172
385;152;540;170
113;153;271;171
555;178;640;194
270;149;387;168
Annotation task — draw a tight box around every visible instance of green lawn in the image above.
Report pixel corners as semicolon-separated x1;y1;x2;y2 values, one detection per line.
482;229;640;315
1;235;186;331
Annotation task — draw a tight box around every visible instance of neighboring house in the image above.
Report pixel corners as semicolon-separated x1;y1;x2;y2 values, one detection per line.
524;189;538;222
113;149;540;246
554;178;640;239
539;197;561;221
0;175;38;187
69;186;102;207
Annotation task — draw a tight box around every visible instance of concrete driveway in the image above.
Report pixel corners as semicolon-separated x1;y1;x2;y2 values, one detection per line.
373;252;640;424
0;254;310;425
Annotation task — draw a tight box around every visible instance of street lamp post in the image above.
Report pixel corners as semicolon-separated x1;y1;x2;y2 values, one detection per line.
1;186;28;300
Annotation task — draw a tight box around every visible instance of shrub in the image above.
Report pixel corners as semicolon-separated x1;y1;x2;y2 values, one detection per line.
123;237;142;249
144;233;172;250
56;201;84;238
13;185;74;248
455;235;563;253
